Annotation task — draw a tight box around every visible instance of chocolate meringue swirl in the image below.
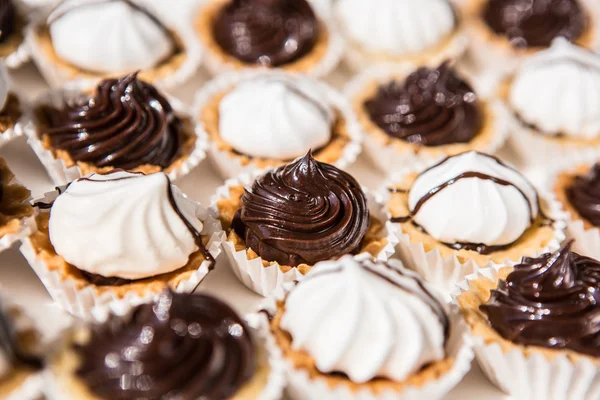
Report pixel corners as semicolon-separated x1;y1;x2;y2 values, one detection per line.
483;0;587;48
364;63;482;146
567;163;600;227
76;291;255;399
232;152;370;267
213;0;319;66
0;0;15;44
481;241;600;357
41;72;185;170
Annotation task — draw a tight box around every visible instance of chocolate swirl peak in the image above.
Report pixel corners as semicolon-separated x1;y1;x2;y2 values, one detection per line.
232;151;370;267
483;0;587;48
364;62;482;146
213;0;319;66
567;163;600;227
41;72;185;170
0;0;15;44
75;291;255;399
481;241;600;357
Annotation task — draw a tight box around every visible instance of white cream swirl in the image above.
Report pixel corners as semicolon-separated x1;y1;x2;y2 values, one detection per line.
510;38;600;139
335;0;455;55
49;171;203;280
218;75;334;160
48;0;175;74
280;255;447;383
408;151;538;247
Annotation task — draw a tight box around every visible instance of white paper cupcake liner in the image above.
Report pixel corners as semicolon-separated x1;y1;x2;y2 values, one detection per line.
198;0;344;78
19;185;225;320
0;172;36;254
344;63;510;174
192;69;363;180
211;170;398;297
381;171;567;298
4;373;44;400
452;265;600;400
255;285;473;400
26;89;208;186
25;9;201;90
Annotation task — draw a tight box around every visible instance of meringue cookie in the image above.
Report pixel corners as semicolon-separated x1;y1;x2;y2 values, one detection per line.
335;0;455;55
218;76;333;160
280;255;447;383
510;38;600;139
409;151;538;247
0;61;9;111
48;0;175;74
49;171;203;280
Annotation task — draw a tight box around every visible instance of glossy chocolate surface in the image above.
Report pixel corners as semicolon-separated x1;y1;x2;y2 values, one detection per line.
364;63;482;146
213;0;319;66
567;163;600;227
232;152;370;267
483;0;586;48
41;73;185;170
481;241;600;357
76;291;255;399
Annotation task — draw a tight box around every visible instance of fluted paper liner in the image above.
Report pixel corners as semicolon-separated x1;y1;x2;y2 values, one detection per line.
192;69;363;180
344;63;509;173
26;89;208;186
211;170;398;297
452;265;600;400
256;283;474;400
3;373;44;400
20;184;225;320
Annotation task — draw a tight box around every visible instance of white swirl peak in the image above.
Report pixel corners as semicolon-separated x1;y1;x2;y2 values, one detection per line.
335;0;455;55
510;38;600;139
218;75;334;160
280;255;447;383
49;171;202;280
408;151;539;247
48;0;175;74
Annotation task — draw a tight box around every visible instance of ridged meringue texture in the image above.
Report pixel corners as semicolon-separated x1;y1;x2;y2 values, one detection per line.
48;0;175;74
408;151;539;249
335;0;456;55
481;241;600;357
219;75;333;160
49;171;204;281
280;255;448;383
510;38;600;139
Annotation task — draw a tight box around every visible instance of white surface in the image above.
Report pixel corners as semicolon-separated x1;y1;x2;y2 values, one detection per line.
0;62;508;399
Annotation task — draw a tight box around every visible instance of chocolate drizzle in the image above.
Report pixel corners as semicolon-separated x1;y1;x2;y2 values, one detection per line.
364;62;482;146
481;241;600;357
213;0;319;66
483;0;587;48
41;73;185;170
567;163;600;227
232;151;369;267
0;0;15;44
75;291;255;399
0;300;43;372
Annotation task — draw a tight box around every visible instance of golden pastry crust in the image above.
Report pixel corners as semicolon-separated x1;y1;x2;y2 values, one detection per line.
0;94;22;134
353;79;499;158
0;13;25;58
553;163;598;231
457;269;600;365
0;158;33;238
27;211;212;299
32;24;188;83
200;87;351;169
195;0;331;73
387;172;557;266
34;104;198;177
217;184;388;274
270;301;455;395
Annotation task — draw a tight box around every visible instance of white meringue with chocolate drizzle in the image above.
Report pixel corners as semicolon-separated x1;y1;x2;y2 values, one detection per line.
409;152;539;247
280;255;447;383
48;171;203;280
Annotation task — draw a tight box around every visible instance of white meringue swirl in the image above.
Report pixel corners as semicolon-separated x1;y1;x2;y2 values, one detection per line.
49;171;202;280
280;255;447;383
510;38;600;139
335;0;455;55
218;75;334;160
48;0;175;74
408;151;539;247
